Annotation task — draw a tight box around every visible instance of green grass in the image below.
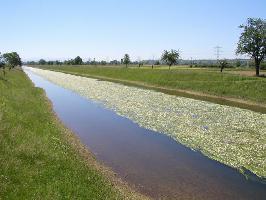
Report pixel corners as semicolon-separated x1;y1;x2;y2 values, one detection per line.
0;69;128;199
37;65;266;104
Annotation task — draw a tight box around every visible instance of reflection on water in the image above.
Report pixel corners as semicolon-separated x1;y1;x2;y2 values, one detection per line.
25;68;266;200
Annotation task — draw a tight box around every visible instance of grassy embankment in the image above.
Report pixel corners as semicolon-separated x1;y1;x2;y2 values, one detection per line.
37;65;266;109
0;69;145;199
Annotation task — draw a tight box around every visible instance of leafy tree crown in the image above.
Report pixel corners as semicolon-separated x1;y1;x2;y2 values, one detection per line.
236;18;266;62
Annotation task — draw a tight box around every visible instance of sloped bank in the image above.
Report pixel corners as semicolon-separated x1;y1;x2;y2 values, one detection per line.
26;67;266;179
0;68;147;199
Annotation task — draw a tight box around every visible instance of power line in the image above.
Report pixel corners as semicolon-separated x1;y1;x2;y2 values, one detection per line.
214;46;222;61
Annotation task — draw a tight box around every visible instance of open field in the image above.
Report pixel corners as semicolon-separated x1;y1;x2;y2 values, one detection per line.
27;67;266;179
0;69;146;199
35;65;266;106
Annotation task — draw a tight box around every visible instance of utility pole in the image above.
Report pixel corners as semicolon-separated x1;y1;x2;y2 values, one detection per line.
152;54;155;69
177;49;182;66
214;46;222;62
93;58;96;67
137;56;141;68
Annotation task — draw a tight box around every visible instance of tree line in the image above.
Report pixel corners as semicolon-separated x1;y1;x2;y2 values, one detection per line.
29;50;180;68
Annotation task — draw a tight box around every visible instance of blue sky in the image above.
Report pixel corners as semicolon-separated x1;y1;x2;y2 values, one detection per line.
0;0;265;61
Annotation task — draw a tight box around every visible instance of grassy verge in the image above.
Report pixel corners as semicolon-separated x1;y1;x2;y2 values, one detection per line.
35;65;266;107
0;69;146;199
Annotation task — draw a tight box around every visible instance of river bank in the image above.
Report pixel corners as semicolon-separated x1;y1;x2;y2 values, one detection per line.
0;68;147;199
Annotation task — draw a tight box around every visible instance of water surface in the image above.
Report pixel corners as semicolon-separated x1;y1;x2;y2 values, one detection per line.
25;68;266;200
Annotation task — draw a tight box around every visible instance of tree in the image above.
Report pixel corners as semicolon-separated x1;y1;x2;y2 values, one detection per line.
161;49;180;69
123;54;130;67
39;59;47;65
73;56;83;65
64;59;73;65
110;60;119;65
100;60;107;65
55;60;61;65
235;60;241;67
236;18;266;76
0;53;4;67
3;52;22;70
0;53;6;76
47;61;54;65
219;59;228;72
155;60;160;65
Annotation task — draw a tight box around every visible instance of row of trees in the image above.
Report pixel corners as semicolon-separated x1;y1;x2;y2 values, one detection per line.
0;52;22;76
34;50;180;69
30;57;264;68
122;50;180;69
38;56;83;65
